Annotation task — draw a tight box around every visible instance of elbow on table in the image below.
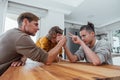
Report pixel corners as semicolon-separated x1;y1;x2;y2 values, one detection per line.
44;58;53;65
45;61;52;65
92;61;102;66
69;59;77;63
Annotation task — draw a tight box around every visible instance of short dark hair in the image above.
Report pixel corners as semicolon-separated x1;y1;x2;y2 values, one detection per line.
47;26;63;39
17;12;39;27
80;22;95;33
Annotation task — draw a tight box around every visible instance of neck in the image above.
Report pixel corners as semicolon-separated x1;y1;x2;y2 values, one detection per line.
19;26;28;35
89;38;96;48
19;26;24;31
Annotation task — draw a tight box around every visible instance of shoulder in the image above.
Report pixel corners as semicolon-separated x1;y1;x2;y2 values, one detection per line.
11;28;32;42
40;36;49;42
96;40;111;48
12;28;28;36
38;36;51;44
7;28;29;39
97;40;109;45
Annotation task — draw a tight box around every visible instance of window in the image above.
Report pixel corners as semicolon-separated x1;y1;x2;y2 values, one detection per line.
112;30;120;53
4;16;17;33
4;14;36;42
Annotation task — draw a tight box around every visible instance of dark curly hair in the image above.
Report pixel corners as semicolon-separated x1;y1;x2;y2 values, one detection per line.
47;26;63;39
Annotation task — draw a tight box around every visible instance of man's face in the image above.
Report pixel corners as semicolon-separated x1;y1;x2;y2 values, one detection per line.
25;20;39;36
80;30;94;45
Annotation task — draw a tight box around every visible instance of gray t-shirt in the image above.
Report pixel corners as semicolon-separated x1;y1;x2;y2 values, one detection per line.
75;40;113;64
0;28;48;75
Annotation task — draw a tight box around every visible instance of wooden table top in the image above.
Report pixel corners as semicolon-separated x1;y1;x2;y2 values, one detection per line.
0;60;120;80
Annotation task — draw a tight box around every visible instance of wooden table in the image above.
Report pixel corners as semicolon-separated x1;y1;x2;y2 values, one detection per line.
0;60;120;80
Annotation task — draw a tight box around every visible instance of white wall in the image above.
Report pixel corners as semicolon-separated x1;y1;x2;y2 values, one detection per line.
39;10;64;38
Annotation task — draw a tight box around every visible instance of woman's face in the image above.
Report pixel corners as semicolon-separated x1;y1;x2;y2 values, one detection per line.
51;33;62;43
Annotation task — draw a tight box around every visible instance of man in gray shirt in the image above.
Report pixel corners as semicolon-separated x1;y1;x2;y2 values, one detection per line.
0;12;66;75
64;22;112;65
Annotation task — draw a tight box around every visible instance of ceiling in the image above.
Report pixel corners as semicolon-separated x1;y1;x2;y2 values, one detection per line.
10;0;120;28
65;0;120;28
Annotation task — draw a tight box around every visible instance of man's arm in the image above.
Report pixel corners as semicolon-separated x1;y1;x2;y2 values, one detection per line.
63;44;78;62
45;36;66;64
16;35;67;65
79;40;101;65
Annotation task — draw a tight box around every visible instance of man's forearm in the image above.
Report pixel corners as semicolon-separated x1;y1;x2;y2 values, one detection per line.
80;41;101;65
46;44;63;64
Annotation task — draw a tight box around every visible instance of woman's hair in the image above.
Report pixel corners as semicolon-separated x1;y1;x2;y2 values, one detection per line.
47;26;63;39
80;22;95;33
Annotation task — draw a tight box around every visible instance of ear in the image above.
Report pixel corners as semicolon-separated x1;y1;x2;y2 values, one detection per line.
91;32;95;36
22;18;29;26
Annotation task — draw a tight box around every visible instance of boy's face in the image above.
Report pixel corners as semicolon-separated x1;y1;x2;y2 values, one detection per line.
80;30;95;45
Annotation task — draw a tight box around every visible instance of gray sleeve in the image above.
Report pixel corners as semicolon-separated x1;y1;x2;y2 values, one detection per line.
94;41;111;64
15;35;48;63
74;47;85;61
